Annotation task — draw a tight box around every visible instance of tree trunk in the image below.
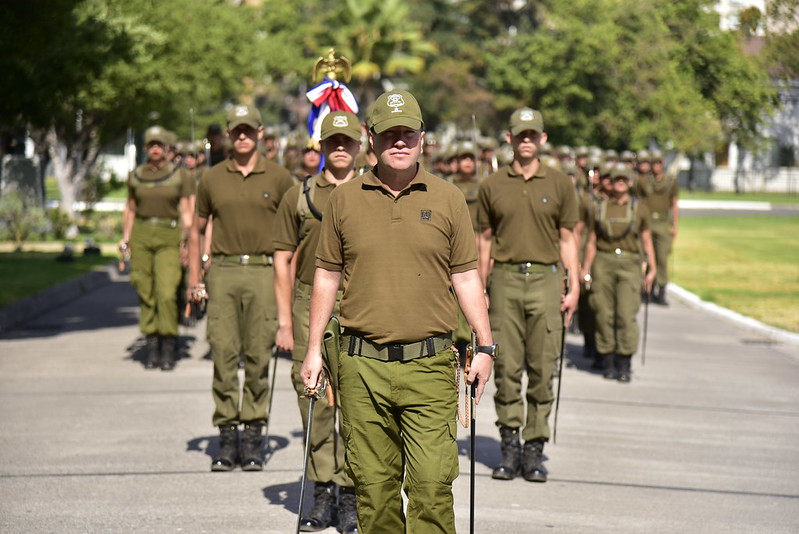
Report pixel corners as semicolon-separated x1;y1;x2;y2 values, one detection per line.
44;126;101;239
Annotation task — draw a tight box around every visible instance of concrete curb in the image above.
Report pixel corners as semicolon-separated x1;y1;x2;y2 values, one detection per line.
0;263;124;334
668;283;799;346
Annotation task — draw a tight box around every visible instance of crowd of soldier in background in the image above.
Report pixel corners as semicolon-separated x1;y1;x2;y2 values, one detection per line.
129;120;679;376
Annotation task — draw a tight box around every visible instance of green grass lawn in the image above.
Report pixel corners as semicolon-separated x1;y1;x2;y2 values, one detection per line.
0;251;115;308
673;215;799;333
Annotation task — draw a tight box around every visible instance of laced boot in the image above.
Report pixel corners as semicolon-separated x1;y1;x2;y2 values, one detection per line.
337;486;358;533
491;427;521;480
616;354;632;383
522;440;548;483
211;424;239;472
602;353;617;379
160;336;176;371
299;481;336;532
144;334;160;369
240;422;264;471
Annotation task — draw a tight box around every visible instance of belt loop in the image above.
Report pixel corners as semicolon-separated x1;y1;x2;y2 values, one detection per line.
425;337;435;357
357;337;363;358
348;335;356;356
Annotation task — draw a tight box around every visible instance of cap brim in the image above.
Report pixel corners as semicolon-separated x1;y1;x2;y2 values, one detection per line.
510;125;542;136
320;130;361;141
372;117;423;134
145;137;169;145
227;119;261;131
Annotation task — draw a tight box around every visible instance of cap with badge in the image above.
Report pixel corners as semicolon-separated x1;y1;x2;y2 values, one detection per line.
226;105;262;130
509;107;544;135
144;126;169;146
321;111;361;141
610;162;632;181
367;90;424;133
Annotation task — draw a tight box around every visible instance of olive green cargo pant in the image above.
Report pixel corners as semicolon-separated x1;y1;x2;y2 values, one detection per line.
589;251;642;355
650;217;672;287
338;348;459;534
129;218;182;337
489;264;563;443
206;261;277;426
290;281;351;487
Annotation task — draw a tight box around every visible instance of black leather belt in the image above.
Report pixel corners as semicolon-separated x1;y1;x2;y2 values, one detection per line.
494;261;557;274
341;332;452;362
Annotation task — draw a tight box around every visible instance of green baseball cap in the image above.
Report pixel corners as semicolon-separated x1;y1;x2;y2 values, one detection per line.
367;90;424;133
320;111;361;141
509;107;544;135
226;104;262;130
456;141;477;157
144;126;169;145
610;162;632;180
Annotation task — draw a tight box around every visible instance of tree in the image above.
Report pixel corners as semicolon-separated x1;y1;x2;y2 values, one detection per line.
766;0;799;79
318;0;438;104
1;0;306;237
480;0;775;152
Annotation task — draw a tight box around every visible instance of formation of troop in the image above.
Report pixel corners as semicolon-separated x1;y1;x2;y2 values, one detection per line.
120;88;679;533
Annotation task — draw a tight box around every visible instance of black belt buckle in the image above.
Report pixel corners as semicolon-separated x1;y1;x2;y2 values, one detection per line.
387;344;404;362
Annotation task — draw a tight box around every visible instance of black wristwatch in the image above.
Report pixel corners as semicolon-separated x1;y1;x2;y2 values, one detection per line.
476;344;499;360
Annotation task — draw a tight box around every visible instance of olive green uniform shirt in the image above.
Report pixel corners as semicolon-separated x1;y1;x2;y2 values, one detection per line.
477;163;579;264
589;197;651;254
452;174;481;232
196;155;294;255
635;173;679;218
316;166;477;344
273;174;336;285
127;163;195;218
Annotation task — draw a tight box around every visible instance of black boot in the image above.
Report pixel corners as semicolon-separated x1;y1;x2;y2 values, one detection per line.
617;354;632;383
491;426;521;480
160;336;176;371
240;422;264;471
590;346;604;370
521;439;548;483
211;424;239;472
337;486;358;533
299;481;336;532
144;334;160;369
602;353;617;379
655;285;669;306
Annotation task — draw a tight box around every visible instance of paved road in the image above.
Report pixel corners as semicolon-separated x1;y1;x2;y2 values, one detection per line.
1;276;798;533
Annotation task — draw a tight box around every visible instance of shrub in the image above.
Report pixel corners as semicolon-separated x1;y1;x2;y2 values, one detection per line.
0;190;50;250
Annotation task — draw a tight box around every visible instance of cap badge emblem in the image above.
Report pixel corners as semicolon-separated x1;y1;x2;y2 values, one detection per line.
332;116;349;128
520;110;534;121
235;106;248;117
387;94;405;114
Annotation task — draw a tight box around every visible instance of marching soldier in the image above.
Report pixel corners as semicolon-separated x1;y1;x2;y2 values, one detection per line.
296;139;323;181
188;105;295;472
477;108;579;483
120;126;195;370
301;90;494;533
581;163;656;382
273;111;361;532
635;149;679;305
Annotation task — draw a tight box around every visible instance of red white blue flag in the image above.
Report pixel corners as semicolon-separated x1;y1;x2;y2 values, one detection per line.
306;78;359;142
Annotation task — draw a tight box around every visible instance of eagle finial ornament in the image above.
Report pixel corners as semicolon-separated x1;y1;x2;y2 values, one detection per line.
313;48;352;83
